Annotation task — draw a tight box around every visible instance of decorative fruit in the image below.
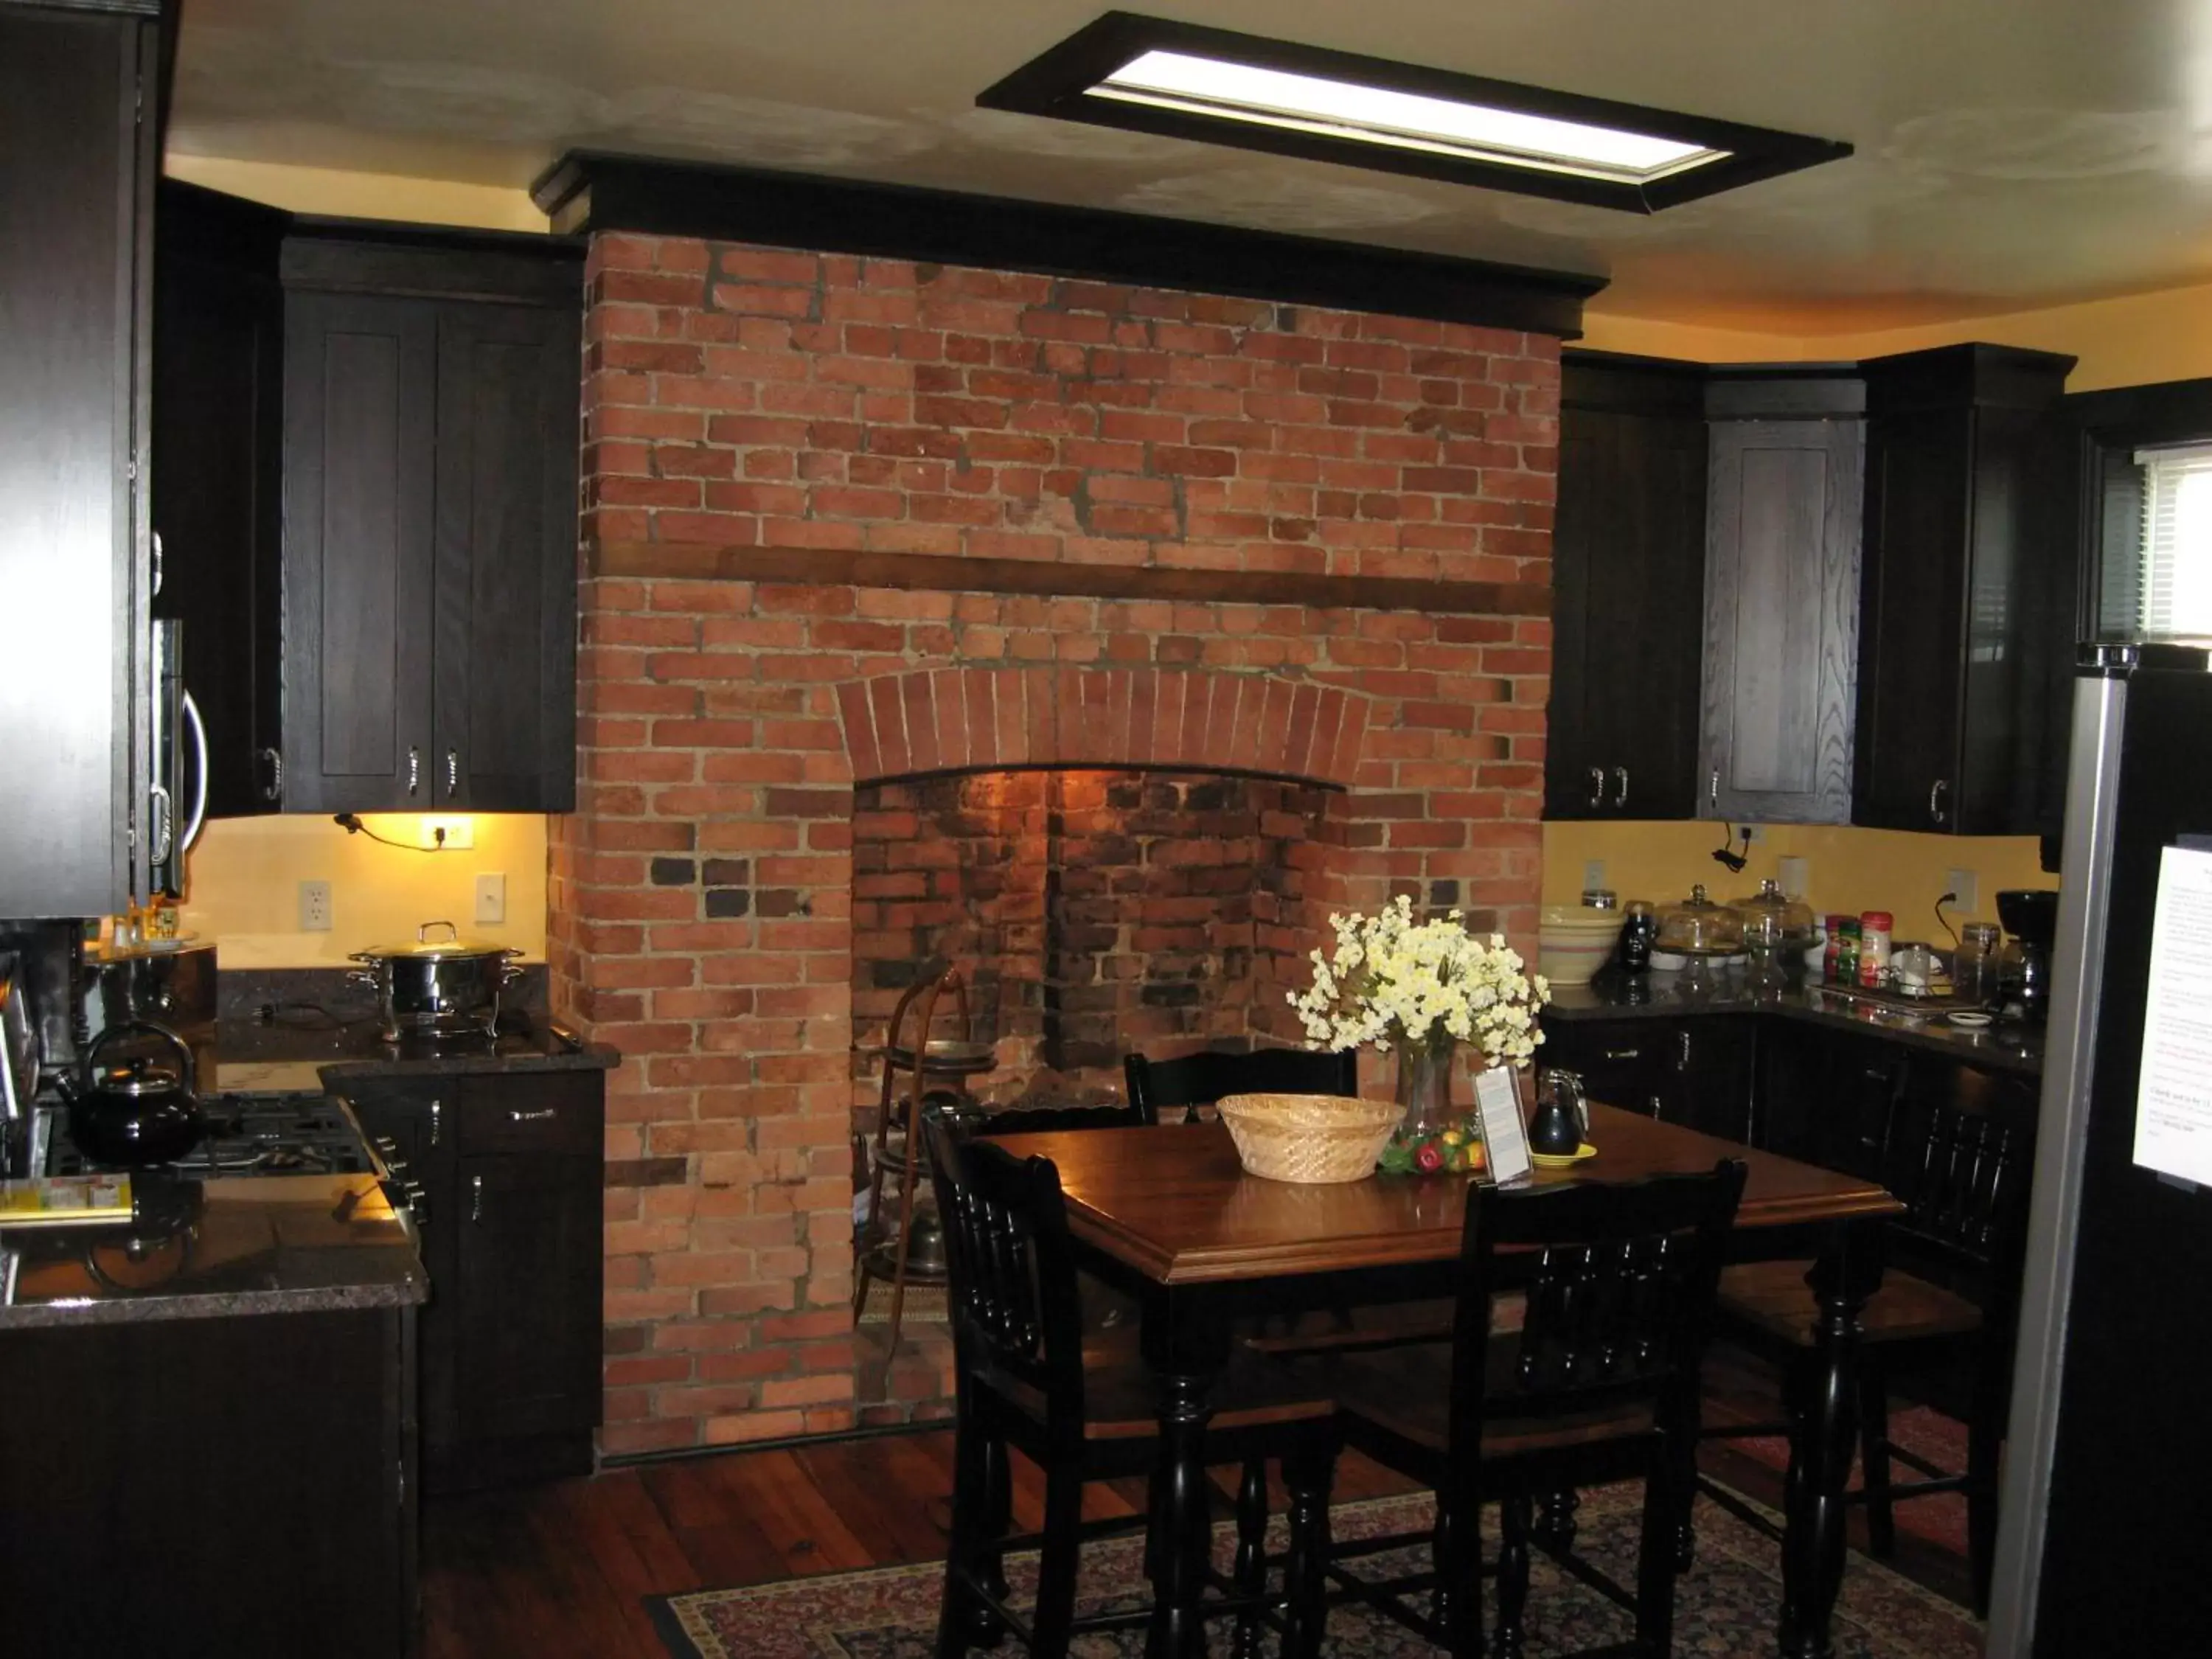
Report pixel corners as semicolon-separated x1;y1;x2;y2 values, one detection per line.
1414;1141;1444;1172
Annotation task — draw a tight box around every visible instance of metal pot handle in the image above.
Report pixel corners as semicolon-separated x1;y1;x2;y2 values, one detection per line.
418;920;460;944
344;969;380;990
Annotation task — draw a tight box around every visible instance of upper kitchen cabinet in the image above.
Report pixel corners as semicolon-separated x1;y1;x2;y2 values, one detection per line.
272;229;582;814
153;181;288;821
0;1;159;917
1854;344;2076;834
1545;352;1708;820
1699;371;1865;825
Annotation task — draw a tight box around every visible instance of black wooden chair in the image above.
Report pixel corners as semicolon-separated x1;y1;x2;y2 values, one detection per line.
924;1118;1338;1659
1124;1045;1358;1124
1287;1162;1748;1659
1699;1071;2034;1614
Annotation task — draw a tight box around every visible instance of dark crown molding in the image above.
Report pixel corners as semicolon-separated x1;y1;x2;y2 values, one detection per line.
529;149;1606;338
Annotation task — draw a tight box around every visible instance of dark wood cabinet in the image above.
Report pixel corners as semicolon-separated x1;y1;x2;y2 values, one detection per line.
153;181;289;818
0;1;158;915
1756;1023;1906;1178
1700;375;1865;826
1854;345;2076;834
347;1069;604;1492
274;233;581;815
1540;1012;1756;1144
1546;352;1708;820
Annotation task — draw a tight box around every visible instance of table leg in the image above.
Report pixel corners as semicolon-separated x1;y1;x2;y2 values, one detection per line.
1146;1366;1217;1659
1778;1224;1881;1659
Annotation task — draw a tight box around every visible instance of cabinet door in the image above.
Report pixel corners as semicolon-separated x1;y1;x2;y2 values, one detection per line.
431;302;580;812
454;1154;602;1440
0;7;152;916
153;182;287;819
1667;1018;1757;1144
282;291;437;811
1700;419;1864;825
1548;393;1706;820
1854;408;1972;830
1540;1018;1672;1121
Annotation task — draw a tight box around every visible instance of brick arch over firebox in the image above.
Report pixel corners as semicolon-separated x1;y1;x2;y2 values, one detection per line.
832;666;1373;790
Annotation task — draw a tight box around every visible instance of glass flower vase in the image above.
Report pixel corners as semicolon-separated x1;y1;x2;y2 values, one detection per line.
1394;1037;1457;1141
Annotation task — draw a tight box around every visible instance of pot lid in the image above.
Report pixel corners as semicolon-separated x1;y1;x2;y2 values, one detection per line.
358;920;515;961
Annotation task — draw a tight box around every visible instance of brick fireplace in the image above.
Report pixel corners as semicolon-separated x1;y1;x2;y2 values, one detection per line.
550;232;1560;1455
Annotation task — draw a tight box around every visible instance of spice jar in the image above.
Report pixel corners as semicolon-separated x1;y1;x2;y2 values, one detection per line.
1858;911;1894;990
1833;917;1861;985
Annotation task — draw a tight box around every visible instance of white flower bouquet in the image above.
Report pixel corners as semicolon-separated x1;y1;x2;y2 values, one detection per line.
1289;894;1551;1065
1287;896;1550;1172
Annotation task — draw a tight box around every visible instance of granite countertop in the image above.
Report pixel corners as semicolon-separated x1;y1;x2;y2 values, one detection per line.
1545;974;2046;1075
211;1011;621;1096
0;1166;427;1329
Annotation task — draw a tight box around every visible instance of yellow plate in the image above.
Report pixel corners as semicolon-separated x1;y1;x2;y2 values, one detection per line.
1529;1143;1598;1169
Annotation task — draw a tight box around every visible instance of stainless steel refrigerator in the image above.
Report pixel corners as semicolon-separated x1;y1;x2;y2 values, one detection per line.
1989;641;2212;1655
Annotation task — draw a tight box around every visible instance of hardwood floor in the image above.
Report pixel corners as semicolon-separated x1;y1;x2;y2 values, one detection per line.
422;1351;1972;1658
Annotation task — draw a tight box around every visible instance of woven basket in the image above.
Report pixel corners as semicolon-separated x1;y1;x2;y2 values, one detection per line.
1215;1093;1406;1184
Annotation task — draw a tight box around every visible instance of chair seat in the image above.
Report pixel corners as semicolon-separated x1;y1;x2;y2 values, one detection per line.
985;1333;1335;1443
1292;1339;1654;1460
1717;1259;1984;1347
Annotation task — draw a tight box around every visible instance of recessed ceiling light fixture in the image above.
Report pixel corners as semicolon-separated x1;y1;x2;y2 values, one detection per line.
978;12;1851;212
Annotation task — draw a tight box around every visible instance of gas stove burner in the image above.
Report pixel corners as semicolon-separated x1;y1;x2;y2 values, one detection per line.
46;1089;376;1180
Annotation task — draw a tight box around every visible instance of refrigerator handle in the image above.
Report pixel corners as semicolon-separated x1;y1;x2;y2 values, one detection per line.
1985;670;2129;1652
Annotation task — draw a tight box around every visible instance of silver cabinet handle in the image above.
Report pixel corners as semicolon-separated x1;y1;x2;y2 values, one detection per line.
446;748;459;797
408;747;420;796
1677;1029;1692;1068
1929;778;1950;825
509;1107;556;1123
1613;766;1629;810
1649;1093;1665;1120
428;1099;442;1147
151;529;164;597
179;690;208;853
1587;766;1604;809
260;747;283;803
1603;1046;1642;1062
470;1173;484;1223
1708;769;1720;813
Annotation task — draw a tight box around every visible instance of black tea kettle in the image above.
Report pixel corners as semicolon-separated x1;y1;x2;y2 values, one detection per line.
60;1022;206;1168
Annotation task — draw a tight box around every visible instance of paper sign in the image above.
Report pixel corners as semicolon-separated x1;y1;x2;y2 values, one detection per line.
2133;845;2212;1185
1475;1065;1532;1185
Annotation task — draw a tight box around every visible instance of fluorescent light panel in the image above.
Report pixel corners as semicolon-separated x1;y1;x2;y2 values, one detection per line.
1091;49;1726;184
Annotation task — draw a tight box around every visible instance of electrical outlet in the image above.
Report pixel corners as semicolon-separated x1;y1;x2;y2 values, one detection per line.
1944;867;1980;912
1742;824;1767;843
474;872;507;926
1778;857;1810;900
298;880;332;931
1581;859;1607;893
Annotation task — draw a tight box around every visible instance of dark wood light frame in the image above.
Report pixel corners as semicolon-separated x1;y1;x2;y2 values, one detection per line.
976;10;1853;214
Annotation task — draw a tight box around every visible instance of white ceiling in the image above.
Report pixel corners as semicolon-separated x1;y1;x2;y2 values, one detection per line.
169;0;2212;330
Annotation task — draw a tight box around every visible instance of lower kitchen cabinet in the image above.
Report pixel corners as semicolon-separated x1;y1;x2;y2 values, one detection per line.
0;1307;415;1658
1540;1014;1757;1144
346;1070;605;1492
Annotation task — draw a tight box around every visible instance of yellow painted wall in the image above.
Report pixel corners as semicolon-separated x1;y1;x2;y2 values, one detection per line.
178;815;549;968
163;153;549;233
1541;820;2053;942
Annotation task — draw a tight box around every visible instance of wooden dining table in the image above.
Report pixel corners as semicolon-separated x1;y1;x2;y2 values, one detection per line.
987;1101;1905;1659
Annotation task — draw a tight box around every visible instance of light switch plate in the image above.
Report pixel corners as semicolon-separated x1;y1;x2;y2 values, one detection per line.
474;872;507;926
1582;859;1607;892
1944;867;1980;912
299;880;332;931
1778;857;1809;900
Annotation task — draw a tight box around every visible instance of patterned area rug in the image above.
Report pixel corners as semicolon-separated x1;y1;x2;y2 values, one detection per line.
1728;1405;1972;1560
647;1484;1981;1658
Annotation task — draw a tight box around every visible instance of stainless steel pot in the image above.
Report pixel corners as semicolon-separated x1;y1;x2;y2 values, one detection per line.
348;920;523;1040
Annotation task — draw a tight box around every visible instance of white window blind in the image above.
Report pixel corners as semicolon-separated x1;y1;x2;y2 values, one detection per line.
2136;442;2212;638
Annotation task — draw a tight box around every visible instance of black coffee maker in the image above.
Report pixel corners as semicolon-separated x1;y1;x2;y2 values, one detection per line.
1996;888;2059;1026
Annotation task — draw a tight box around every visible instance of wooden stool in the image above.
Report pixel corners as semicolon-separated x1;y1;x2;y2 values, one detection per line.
852;967;995;1352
